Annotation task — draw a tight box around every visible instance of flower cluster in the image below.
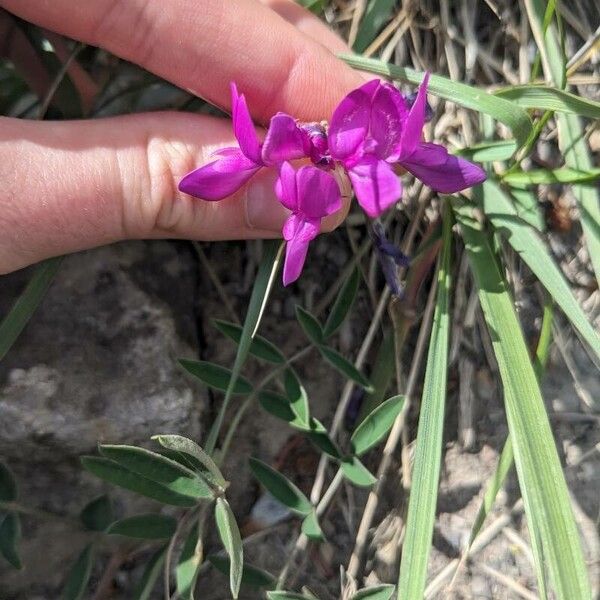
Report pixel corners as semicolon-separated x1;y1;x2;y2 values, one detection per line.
179;77;486;285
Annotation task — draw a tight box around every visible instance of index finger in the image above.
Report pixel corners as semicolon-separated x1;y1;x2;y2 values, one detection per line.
2;0;364;122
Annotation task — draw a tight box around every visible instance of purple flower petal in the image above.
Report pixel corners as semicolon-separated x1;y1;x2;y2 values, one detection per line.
262;113;308;165
231;82;262;164
370;83;409;160
282;214;320;286
329;79;380;160
401;142;487;193
295;166;342;219
347;156;402;218
397;72;430;160
178;148;260;200
275;161;299;212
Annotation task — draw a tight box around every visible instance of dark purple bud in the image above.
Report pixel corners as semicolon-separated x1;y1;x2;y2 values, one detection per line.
406;91;434;122
370;222;409;297
299;122;334;170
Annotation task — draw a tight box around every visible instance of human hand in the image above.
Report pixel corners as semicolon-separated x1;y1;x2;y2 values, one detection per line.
0;0;364;274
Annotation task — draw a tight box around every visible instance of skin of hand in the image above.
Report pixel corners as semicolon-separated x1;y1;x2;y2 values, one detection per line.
0;0;365;274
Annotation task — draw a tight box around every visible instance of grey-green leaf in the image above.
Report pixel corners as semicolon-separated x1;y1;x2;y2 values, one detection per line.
295;306;324;345
249;458;312;516
267;593;309;600
351;395;405;456
81;456;197;507
133;546;166;600
152;434;226;488
80;494;113;532
341;457;377;488
98;445;212;500
107;514;177;539
179;359;253;395
319;346;374;392
352;0;396;53
176;523;202;600
284;369;310;426
213;319;285;364
215;498;243;599
453;140;517;162
351;584;396;600
0;513;22;569
323;266;360;338
62;544;93;600
209;555;276;588
301;511;324;541
0;461;17;502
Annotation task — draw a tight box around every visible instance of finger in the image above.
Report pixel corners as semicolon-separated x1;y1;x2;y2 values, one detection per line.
259;0;350;53
1;0;364;123
0;114;348;274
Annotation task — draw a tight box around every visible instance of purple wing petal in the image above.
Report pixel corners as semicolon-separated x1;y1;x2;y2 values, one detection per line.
347;156;402;218
295;166;342;219
370;83;409;161
231;82;262;164
178;148;260;200
282;215;320;286
275;161;299;211
329;79;380;160
401;142;487;193
262;113;308;165
396;72;430;160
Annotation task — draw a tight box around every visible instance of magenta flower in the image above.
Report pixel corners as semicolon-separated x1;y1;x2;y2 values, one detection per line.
327;74;486;217
276;162;341;285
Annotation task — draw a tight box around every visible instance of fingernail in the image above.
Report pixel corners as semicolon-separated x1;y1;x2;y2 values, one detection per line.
245;170;289;231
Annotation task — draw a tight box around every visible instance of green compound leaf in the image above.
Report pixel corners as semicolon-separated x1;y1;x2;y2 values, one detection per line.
133;546;166;600
455;199;591;600
397;208;452;599
341;457;377;488
494;84;600;119
480;180;600;361
152;434;226;489
107;514;177;539
81;456;197;507
351;584;396;600
215;498;244;600
0;461;17;502
80;494;113;532
301;510;324;541
176;523;202;600
323;266;360;338
258;391;341;459
0;513;22;569
0;256;62;362
249;458;312;516
351;395;405;456
209;555;276;588
179;359;253;395
62;544;94;600
284;369;310;427
340;54;533;148
319;346;374;392
213;319;285;364
295;306;324;345
99;445;212;500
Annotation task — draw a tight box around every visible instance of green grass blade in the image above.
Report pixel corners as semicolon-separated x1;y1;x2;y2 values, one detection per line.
206;241;283;454
0;256;62;362
454;199;591;599
454;140;517;162
503;167;600;185
397;206;452;598
524;0;600;287
493;85;600;119
352;0;396;53
340;54;533;148
480;180;600;361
